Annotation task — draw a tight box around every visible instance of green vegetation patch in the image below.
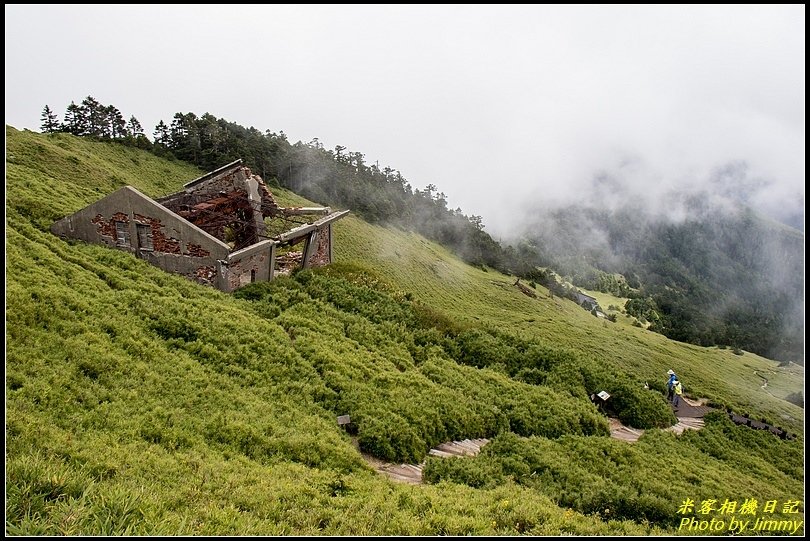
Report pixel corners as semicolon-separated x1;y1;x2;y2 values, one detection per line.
5;127;803;535
425;413;804;530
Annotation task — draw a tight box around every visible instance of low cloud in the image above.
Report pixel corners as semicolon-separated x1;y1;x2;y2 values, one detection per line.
4;5;804;235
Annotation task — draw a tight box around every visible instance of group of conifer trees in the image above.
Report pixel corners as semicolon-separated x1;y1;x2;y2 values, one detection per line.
41;97;147;145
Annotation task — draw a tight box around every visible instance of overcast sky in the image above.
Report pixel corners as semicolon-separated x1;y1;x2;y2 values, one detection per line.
5;5;805;235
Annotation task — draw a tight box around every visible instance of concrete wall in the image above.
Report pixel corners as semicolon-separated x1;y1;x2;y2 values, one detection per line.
51;185;348;292
51;186;230;287
221;239;276;292
305;224;333;268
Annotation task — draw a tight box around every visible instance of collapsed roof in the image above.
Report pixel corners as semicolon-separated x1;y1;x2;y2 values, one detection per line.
51;159;349;291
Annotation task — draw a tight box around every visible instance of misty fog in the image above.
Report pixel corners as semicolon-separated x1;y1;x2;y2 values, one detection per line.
5;5;804;238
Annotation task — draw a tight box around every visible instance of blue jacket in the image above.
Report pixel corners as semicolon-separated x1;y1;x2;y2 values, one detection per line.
667;374;678;389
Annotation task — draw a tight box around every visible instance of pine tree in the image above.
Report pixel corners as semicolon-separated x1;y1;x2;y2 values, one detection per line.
107;105;127;138
127;116;144;138
40;105;61;133
63;101;86;135
169;112;201;164
153;120;170;146
81;96;107;137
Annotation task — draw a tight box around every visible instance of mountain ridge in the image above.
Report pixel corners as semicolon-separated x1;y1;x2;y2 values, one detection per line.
517;200;804;363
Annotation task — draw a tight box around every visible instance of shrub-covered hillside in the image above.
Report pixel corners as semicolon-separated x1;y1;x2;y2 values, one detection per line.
331;214;804;433
5;127;804;535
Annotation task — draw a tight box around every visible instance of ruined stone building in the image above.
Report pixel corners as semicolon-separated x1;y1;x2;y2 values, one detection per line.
51;160;349;291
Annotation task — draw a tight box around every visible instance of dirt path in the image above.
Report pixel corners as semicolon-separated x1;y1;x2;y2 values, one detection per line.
754;370;769;389
360;395;713;479
361;402;710;479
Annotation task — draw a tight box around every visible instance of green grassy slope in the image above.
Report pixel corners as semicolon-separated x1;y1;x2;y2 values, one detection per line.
5;127;804;535
332;217;803;431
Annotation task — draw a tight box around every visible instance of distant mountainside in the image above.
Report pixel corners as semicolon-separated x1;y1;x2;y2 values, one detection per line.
521;202;804;363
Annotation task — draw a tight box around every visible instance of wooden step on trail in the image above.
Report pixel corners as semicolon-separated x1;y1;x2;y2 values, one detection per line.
668;417;705;435
362;438;490;485
434;438;488;457
609;418;646;443
609;416;705;443
427;449;456;458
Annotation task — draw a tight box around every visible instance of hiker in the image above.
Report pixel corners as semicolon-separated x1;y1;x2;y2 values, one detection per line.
673;379;684;408
666;369;677;402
